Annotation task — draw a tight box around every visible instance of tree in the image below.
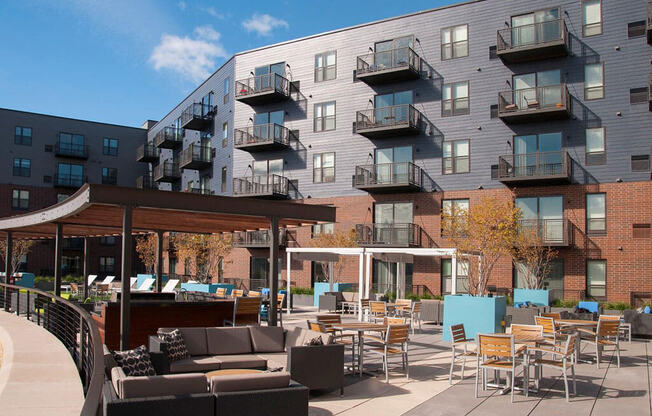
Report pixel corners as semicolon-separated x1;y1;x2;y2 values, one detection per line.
172;233;232;283
309;228;358;288
511;223;558;290
135;233;158;274
0;239;35;278
441;196;520;296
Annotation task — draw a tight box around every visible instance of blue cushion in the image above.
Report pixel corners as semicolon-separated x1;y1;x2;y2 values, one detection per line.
644;306;651;314
578;301;599;313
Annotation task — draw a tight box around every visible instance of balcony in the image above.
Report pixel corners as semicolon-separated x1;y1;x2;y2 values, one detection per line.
185;187;213;195
353;162;421;193
234;124;293;152
498;151;572;184
232;229;288;248
136;143;160;163
648;2;652;44
518;218;571;247
153;160;181;183
54;172;86;188
356;47;421;85
54;142;88;159
232;174;291;199
154;127;184;149
235;73;292;105
498;84;571;124
649;73;652;111
136;175;157;190
181;103;216;131
355;105;424;139
355;223;422;247
180;144;212;170
497;19;569;63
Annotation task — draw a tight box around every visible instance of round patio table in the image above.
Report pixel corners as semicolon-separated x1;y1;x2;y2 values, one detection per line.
484;333;546;395
555;319;598;363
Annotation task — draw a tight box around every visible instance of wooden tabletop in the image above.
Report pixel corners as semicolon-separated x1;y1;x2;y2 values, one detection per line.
205;369;264;378
332;323;386;332
556;319;598;326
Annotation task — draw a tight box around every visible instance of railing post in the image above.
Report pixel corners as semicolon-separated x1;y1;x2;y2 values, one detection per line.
25;291;30;320
15;289;19;316
78;315;85;370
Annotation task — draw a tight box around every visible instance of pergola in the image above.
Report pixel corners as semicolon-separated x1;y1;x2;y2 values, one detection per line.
0;184;335;349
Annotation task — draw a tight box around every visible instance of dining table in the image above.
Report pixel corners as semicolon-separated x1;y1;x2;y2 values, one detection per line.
484;332;547;394
555;318;598;363
331;322;387;377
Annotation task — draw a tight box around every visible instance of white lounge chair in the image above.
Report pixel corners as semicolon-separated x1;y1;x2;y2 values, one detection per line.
87;274;98;286
100;275;115;285
162;279;180;293
129;277;138;289
135;278;155;292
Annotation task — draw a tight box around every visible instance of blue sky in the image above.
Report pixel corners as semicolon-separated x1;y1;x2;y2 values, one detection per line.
0;0;454;127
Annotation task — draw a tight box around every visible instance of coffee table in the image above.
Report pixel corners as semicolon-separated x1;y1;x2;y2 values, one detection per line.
205;369;264;378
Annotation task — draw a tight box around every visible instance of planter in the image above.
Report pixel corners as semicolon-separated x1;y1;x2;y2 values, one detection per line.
513;288;549;307
602;309;624;316
34;281;54;291
312;283;352;307
180;283;234;294
292;294;314;307
443;295;507;342
505;305;547;326
420;299;442;324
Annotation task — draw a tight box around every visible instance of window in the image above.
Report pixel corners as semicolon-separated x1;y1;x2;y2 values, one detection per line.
510;8;561;47
585;63;604;100
222;122;228;149
582;0;602;37
516;196;564;244
58;133;86;156
442;140;469;174
103;138;118;156
99;257;115;274
441;199;469;236
62;256;81;276
102;167;117;185
12;189;29;210
313;152;335;183
630;87;648;104
512;69;561;110
627;21;647;38
514;259;564;300
14;126;32;146
585;128;606;165
512;133;563;176
374;146;413;185
57;163;84;186
252;159;283;177
13;158;31;177
223;77;230;104
57;194;70;203
586;260;606;298
311;223;334;238
441;259;469;294
442;81;469;116
441;25;468;60
314;101;336;132
221;166;227;193
632;155;650;172
586;193;606;234
633;224;651;239
315;51;336;82
100;236;116;246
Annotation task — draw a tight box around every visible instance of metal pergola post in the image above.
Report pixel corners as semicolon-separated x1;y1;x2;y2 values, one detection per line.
156;230;163;293
83;237;90;300
4;231;12;311
269;216;279;327
120;205;133;350
54;223;63;297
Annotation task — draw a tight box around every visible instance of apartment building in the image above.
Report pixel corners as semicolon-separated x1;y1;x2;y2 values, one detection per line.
144;0;652;303
0;108;148;276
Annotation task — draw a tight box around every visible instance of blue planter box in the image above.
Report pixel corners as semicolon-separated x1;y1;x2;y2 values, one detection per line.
442;295;507;342
513;288;550;307
180;283;234;294
313;282;353;306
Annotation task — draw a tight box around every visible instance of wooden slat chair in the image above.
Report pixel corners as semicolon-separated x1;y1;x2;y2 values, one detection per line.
369;301;388;323
316;314;343;334
70;283;79;296
366;324;410;382
475;334;525;403
508;324;543;340
224;296;261;326
403;301;422;334
541;312;561;320
535;316;568;348
394;298;412;315
601;314;632;342
307;320;356;374
365;317;407;343
360;298;371;320
582;315;621;368
248;290;261;297
276;293;285;326
527;332;578;402
215;287;227;298
231;289;244;298
449;324;476;384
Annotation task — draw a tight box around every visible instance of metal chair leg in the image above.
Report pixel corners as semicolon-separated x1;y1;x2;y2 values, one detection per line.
449;347;456;384
563;368;569;402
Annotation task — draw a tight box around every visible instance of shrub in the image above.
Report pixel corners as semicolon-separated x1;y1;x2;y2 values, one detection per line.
550;299;579;308
601;301;631;311
290;287;314;295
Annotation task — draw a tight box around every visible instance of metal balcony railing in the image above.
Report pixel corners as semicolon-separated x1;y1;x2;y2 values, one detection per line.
498;151;571;182
518;218;571;246
234;123;292;150
54;172;86;188
232;229;288;248
353;162;422;191
180;144;212;170
647;2;652;36
356;47;421;83
355;223;422;247
497;19;568;55
498;84;570;122
136;175;157;189
232;174;291;198
235;73;291;103
181;103;216;130
355;104;423;137
153;160;181;182
185;187;213;195
136;143;160;162
153;127;184;149
54;142;89;158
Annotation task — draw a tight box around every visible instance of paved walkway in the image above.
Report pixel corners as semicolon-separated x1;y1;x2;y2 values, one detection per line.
0;310;84;416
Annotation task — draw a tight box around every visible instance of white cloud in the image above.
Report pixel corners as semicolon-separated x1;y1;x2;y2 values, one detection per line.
242;13;289;36
178;1;186;11
149;25;228;84
204;6;225;19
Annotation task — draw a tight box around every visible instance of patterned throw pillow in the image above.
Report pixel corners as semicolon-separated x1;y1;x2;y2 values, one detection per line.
157;329;189;362
304;336;324;346
112;345;156;377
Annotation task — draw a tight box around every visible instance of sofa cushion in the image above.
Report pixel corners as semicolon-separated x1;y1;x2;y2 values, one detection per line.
285;327;333;349
256;353;288;371
159;327;208;356
111;366;126;398
209;372;291;393
284;327;304;350
249;326;284;353
103;344;119;378
169;356;223;373
120;373;208;399
157;329;190;362
215;354;267;370
112;345;156;377
206;327;252;355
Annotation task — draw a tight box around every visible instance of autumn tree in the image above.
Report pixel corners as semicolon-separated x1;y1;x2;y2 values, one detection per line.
309;228;358;289
511;223;558;289
0;239;35;278
172;233;232;283
135;233;158;274
441;196;520;296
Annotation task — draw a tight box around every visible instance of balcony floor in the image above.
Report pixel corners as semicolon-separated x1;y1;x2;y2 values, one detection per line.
180;160;211;170
498;107;570;124
356;66;421;85
236;90;289;106
355;183;421;194
235;141;289;152
356;124;421;139
497;41;568;64
181;117;213;131
155;139;182;149
232;192;289;200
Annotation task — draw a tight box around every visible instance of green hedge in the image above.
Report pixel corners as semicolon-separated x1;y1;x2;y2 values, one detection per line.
290;287;314;295
34;275;83;284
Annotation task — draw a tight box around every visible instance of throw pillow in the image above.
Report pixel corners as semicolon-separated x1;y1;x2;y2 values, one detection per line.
305;336;324;346
157;329;189;362
112;345;156;377
264;367;284;373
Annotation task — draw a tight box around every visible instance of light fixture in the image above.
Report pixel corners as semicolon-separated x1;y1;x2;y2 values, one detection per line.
616;111;622;116
616;177;623;182
477;185;484;190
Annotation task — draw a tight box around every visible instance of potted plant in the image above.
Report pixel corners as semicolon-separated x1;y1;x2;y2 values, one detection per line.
290;287;314;307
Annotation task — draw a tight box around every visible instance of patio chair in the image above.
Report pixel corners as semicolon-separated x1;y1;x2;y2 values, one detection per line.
316;314;343;334
403;301;422;334
308;320;356;373
535;316;568;347
215;287;227;298
526;332;577;402
369;301;389;323
134;278;155;292
129;277;138;289
231;289;244;298
366;324;410;382
70;283;79;296
394;298;412;315
582;316;621;368
161;279;179;293
601;315;632;342
475;333;525;403
508;324;543;338
87;274;98;287
541;312;561;320
360;298;371;320
224;296;261;326
99;275;116;286
449;323;476;384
